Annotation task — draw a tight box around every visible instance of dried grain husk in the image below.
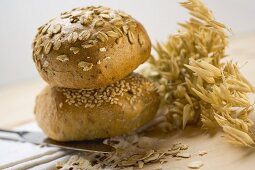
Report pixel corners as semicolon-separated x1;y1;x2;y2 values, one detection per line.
56;134;180;169
142;0;255;147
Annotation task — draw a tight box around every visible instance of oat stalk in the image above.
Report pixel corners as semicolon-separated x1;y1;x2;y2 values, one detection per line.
143;0;255;146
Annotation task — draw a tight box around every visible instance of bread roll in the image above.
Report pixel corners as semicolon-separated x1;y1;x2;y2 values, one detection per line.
32;6;151;89
35;73;159;141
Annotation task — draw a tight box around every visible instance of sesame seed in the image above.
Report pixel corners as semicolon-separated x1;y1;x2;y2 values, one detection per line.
99;47;106;52
58;74;156;108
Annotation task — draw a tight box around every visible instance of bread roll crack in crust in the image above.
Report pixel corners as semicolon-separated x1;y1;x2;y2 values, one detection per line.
35;73;160;141
32;6;151;89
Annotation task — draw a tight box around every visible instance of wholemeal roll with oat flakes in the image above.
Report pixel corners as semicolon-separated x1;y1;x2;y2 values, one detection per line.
34;73;160;141
32;6;151;89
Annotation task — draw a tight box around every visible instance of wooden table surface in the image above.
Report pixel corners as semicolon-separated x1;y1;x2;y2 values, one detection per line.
1;34;255;169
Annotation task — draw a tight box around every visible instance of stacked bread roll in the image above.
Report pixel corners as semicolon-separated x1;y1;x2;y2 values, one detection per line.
32;6;160;141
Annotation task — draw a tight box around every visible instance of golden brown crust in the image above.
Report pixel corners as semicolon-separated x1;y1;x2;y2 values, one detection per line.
34;73;160;141
32;6;151;89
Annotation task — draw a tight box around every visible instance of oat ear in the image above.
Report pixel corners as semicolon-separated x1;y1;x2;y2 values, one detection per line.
142;0;255;147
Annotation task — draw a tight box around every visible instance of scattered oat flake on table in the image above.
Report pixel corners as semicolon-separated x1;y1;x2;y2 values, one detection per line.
198;150;207;156
171;143;183;150
122;167;134;170
138;160;144;169
188;160;204;169
180;144;189;150
176;152;191;158
166;149;180;156
175;157;182;161
153;167;163;170
160;159;167;164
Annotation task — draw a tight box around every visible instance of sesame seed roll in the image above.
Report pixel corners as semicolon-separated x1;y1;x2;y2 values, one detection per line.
35;73;160;141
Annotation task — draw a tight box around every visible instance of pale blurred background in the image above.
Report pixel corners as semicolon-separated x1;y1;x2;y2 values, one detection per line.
0;0;255;86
